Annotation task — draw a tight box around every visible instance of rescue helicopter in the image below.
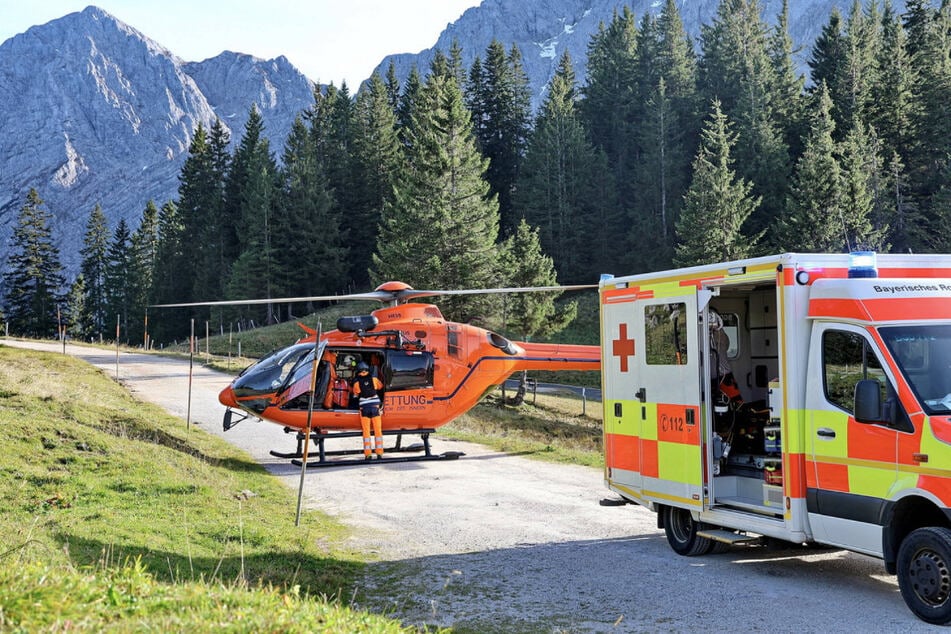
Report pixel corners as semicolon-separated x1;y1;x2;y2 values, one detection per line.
156;281;600;465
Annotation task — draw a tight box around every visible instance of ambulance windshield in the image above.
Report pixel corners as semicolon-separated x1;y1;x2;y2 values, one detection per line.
880;325;951;415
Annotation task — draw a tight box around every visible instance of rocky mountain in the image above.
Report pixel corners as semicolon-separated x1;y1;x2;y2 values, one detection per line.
0;6;314;276
1;1;906;283
375;0;905;111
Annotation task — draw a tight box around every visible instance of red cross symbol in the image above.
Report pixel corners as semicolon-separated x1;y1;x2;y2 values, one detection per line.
612;323;635;372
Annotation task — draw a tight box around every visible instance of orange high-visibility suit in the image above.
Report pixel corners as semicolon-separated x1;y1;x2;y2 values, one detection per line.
352;365;384;457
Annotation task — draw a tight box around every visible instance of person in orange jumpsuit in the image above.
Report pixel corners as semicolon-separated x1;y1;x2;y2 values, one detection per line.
351;362;384;458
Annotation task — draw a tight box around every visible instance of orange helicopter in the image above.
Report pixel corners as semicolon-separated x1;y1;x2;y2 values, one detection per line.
156;282;600;466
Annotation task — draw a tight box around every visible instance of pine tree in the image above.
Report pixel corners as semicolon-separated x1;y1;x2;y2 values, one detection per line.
397;66;423;137
65;274;87;340
349;73;402;287
769;0;807;159
515;51;616;283
581;9;637;202
907;0;951;220
79;203;110;340
775;85;846;251
128;200;159;346
468;40;531;235
177;123;224;302
2;189;66;337
674;100;761;267
699;0;790;238
151;200;185;340
871;2;918;162
838;120;888;250
104;218;132;341
277;116;347;311
630;0;700;268
221;106;282;326
372;73;502;322
498;218;577;339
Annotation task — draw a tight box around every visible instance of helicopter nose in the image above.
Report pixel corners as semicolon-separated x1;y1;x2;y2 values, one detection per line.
219;385;238;408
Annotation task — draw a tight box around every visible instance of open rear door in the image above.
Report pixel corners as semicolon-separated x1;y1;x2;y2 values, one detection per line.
632;291;704;510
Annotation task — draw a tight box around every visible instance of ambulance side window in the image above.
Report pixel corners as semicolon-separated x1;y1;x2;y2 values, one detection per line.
822;330;887;413
645;303;688;365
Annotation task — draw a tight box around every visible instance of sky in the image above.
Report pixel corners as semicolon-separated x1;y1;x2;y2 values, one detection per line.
0;0;483;86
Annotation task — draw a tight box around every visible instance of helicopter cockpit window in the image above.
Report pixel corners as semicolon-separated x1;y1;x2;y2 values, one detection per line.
384;351;434;391
233;343;313;397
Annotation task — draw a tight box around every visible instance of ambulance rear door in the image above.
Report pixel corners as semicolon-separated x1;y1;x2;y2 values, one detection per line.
634;291;705;510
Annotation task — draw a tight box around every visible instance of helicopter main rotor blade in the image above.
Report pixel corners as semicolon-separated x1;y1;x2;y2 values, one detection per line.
150;291;393;309
150;283;597;309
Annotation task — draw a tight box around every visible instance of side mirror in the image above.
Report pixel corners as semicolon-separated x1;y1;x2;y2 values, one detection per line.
854;379;882;423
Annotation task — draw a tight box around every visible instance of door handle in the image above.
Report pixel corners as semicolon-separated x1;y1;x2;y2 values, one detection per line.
635;388;646;403
817;428;836;438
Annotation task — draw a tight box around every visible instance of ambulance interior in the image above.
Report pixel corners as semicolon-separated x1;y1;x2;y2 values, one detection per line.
705;283;784;515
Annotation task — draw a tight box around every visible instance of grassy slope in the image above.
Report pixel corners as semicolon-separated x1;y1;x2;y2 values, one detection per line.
0;345;409;632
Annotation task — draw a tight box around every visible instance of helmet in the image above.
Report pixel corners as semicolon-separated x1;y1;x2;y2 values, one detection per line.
356;362;369;374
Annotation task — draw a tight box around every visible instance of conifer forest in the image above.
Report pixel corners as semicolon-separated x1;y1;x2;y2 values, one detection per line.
3;0;950;343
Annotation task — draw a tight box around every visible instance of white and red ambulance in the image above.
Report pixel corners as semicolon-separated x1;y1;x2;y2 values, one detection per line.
600;252;951;624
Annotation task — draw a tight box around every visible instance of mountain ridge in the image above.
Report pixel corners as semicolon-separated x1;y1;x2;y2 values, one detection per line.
0;1;904;283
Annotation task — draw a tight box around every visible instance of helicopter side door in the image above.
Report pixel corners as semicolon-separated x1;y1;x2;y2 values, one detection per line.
380;350;435;418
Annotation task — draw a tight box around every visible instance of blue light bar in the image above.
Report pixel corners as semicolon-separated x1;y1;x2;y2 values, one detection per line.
848;251;878;278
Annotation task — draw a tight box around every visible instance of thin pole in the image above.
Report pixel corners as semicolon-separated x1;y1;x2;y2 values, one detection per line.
187;318;194;431
205;320;210;362
115;314;120;380
295;323;322;527
58;306;65;354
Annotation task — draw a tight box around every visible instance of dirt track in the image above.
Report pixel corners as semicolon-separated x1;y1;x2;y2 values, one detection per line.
3;339;941;632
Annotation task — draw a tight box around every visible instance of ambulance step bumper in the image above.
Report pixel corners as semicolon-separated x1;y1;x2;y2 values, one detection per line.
697;529;760;545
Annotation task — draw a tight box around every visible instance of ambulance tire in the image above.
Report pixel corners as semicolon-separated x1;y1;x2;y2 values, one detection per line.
897;526;951;625
662;505;713;556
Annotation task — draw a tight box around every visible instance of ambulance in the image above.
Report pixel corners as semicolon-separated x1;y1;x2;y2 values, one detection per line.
600;252;951;624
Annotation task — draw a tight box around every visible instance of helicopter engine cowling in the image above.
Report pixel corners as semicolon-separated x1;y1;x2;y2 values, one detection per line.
337;315;379;332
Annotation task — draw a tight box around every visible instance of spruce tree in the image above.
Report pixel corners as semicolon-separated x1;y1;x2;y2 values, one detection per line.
498;218;577;339
515;51;615;283
838;120;888;250
674;100;761;267
349;73;402;287
769;0;807;160
581;9;637;203
277;116;347;310
468;40;531;235
79;203;110;340
871;2;918;162
2;189;66;337
775;85;846;251
104;218;132;341
630;0;700;268
128;200;159;346
372;73;502;323
699;0;790;239
151;200;185;340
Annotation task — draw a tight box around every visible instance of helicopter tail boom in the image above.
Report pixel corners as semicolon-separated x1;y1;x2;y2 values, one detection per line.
506;342;600;372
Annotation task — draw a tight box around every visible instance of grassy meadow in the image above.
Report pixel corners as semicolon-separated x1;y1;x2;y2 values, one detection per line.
0;344;408;632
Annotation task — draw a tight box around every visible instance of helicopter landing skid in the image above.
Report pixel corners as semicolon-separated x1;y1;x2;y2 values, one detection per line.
272;428;465;467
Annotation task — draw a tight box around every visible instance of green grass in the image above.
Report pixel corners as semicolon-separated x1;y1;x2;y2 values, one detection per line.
444;390;604;468
0;344;412;632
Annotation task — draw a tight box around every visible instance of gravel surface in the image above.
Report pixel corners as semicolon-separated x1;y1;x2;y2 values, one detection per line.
5;339;943;633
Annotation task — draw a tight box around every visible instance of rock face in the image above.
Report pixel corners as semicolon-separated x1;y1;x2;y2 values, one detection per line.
374;0;904;110
0;1;904;283
0;6;314;277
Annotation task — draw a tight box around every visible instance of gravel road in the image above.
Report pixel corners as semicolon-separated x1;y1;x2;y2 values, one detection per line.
4;339;942;633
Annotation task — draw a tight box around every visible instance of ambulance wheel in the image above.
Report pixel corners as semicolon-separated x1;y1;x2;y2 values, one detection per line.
897;526;951;625
663;506;713;556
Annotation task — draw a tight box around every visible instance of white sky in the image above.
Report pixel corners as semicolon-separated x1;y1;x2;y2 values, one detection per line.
0;1;482;86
